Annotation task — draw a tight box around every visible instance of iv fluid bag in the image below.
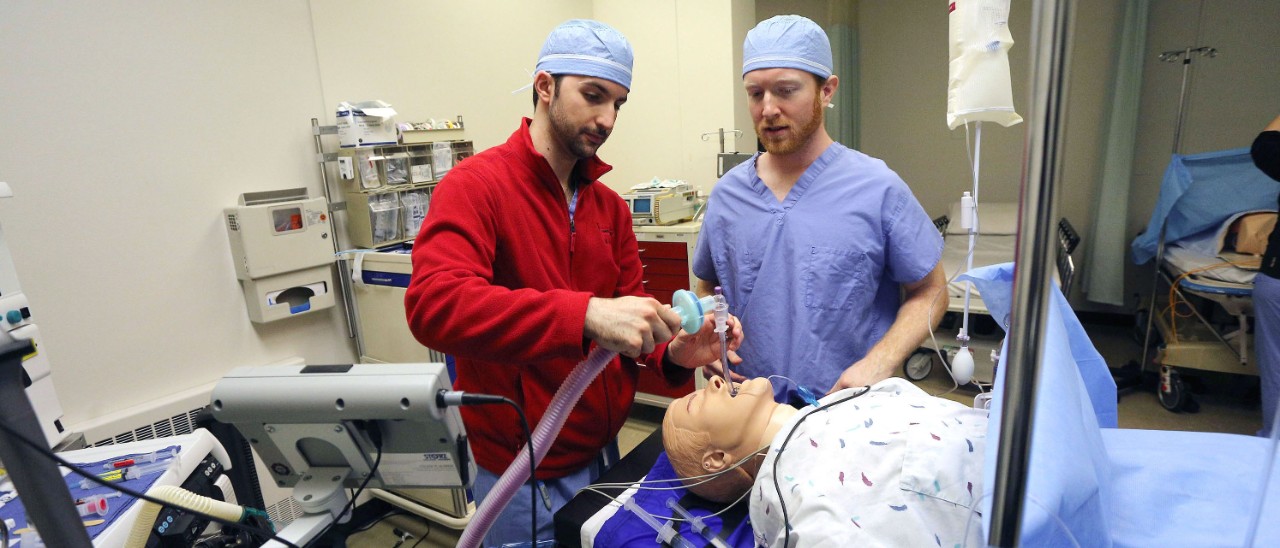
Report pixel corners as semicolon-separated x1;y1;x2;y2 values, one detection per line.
947;0;1023;129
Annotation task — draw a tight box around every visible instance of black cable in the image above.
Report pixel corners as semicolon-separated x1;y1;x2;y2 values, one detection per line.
437;391;536;544
307;422;384;546
771;385;869;548
470;397;534;547
0;419;298;548
349;508;405;535
408;520;431;548
506;398;537;548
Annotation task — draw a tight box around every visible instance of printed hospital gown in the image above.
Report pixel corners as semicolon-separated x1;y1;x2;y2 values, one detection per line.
750;378;988;547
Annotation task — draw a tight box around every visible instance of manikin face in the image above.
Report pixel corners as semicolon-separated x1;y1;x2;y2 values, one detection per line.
666;376;778;455
744;68;828;155
546;74;629;159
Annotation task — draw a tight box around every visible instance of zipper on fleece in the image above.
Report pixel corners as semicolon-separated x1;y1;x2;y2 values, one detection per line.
568;186;580;262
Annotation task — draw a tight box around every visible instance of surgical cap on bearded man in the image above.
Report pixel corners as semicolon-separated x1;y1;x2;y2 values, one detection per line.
742;14;833;79
536;19;635;90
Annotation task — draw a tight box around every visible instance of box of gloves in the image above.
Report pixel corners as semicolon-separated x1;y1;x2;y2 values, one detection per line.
336;100;398;148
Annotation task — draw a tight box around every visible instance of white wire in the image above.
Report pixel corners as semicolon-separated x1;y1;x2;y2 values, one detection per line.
578;445;767;525
960;493;1081;548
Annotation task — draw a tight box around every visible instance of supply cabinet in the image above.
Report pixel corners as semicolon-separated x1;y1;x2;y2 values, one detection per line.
335;141;473;248
347;248;447;364
633;222;706;406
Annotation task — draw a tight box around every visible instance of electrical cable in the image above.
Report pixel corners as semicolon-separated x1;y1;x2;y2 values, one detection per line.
578;445;771;525
305;421;383;546
580;470;755;526
1163;258;1259;344
772;386;870;548
438;393;535;547
0;419;297;548
348;508;406;535
408;520;432;548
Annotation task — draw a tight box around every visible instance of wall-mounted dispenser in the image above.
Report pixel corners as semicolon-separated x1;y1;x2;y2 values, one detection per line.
225;188;336;323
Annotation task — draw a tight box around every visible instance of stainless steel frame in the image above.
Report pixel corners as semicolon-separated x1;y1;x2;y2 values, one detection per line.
988;0;1074;544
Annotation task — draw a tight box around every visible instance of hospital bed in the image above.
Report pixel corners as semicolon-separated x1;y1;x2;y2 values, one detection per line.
554;263;1280;547
904;202;1079;385
1132;147;1276;411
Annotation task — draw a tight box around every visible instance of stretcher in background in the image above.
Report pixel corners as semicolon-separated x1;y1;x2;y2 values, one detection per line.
903;201;1079;386
1131;147;1275;412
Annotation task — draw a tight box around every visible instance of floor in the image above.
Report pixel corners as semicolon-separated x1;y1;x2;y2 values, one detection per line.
344;317;1265;546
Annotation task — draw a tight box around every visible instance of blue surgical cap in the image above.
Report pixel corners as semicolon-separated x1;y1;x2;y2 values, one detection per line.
742;15;833;79
536;19;634;90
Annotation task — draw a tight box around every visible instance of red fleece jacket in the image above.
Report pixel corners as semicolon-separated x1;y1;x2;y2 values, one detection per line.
405;119;691;478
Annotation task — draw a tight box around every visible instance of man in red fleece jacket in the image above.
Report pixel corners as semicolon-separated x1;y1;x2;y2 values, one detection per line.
404;19;741;545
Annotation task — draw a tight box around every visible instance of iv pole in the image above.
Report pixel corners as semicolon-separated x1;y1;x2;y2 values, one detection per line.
987;0;1073;543
1137;45;1217;384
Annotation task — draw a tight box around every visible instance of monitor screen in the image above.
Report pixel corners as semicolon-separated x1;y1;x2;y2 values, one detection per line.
631;198;652;214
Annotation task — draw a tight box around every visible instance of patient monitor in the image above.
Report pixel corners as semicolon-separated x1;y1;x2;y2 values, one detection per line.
210;363;474;544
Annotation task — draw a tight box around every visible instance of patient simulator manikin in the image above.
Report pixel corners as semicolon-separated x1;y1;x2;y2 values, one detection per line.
663;377;989;547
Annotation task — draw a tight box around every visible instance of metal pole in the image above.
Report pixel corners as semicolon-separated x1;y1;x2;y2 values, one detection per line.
988;0;1074;544
312;118;363;356
1140;46;1216;370
1171;46;1193;155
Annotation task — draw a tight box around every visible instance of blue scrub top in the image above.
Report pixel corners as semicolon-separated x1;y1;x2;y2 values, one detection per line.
692;142;942;394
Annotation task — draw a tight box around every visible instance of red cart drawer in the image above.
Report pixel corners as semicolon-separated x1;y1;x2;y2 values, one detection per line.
637;241;687;260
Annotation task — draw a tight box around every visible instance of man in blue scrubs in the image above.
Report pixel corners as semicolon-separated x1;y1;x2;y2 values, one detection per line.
693;15;947;397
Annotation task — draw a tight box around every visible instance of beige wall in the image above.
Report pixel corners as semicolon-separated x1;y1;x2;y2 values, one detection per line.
310;0;751;196
0;1;356;426
308;0;589;162
592;0;755;194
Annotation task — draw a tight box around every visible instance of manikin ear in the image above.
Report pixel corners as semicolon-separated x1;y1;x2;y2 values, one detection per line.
703;449;729;473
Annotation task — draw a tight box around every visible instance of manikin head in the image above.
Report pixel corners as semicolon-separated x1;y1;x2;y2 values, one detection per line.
662;377;797;502
531;19;633;161
741;15;839;156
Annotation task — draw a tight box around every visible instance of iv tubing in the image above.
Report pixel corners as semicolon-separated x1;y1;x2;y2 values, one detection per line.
961;121;983;342
667;497;731;548
624;498;696;548
458;346;617;548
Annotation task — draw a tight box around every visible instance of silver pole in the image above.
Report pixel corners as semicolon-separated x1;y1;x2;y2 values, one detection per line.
1161;45;1216;155
1141;46;1217;371
1171;46;1193;155
988;0;1074;544
312;118;363;354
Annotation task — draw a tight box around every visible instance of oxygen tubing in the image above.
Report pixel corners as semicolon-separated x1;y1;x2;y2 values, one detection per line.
124;485;245;548
458;346;617;548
